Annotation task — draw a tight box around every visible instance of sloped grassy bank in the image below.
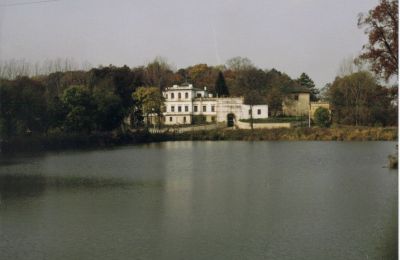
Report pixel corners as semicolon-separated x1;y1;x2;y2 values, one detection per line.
175;127;398;141
0;127;397;153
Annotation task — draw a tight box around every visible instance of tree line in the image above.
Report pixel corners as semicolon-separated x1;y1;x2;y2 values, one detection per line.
0;58;319;138
0;0;397;138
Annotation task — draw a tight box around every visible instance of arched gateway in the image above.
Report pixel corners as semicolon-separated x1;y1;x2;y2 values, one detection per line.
227;113;235;127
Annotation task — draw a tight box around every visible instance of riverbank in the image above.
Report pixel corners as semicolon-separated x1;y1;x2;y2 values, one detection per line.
0;126;397;153
176;126;398;141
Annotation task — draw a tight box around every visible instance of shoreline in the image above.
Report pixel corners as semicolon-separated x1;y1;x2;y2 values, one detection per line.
0;126;397;154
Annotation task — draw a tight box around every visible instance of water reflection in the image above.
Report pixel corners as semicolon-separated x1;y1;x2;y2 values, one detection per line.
0;174;46;200
0;173;164;202
0;141;397;260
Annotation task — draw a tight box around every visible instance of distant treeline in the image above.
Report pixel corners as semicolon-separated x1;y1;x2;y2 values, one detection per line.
0;57;397;140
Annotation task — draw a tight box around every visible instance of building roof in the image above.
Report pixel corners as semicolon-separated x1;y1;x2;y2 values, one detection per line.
165;83;204;92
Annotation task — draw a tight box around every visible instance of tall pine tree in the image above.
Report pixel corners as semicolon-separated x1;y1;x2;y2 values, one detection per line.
297;72;319;101
215;71;229;97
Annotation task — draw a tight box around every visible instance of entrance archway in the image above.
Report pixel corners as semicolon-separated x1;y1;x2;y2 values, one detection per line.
227;113;235;127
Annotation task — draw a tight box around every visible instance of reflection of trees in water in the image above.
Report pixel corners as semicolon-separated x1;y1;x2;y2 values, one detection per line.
0;174;46;200
0;173;164;201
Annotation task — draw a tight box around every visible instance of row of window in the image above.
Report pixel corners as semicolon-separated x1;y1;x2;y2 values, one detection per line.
249;109;262;115
170;105;215;113
166;116;216;123
167;116;188;123
166;92;204;100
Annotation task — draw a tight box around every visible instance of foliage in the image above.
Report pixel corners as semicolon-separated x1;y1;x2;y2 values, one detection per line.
62;85;96;133
133;87;164;115
215;71;229;97
132;87;165;127
265;86;283;117
0;55;396;142
192;115;206;124
358;0;398;80
0;77;47;137
47;96;68;130
88;65;142;112
226;57;254;71
327;71;397;126
185;64;219;92
92;88;125;131
314;107;331;127
143;57;174;90
297;73;319;101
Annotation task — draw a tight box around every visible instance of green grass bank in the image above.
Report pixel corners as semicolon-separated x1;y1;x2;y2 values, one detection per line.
0;126;397;154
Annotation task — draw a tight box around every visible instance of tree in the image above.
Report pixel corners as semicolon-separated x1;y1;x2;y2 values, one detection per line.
327;71;396;126
92;88;125;131
318;83;331;101
88;65;142;113
47;96;68;131
314;107;331;127
215;71;229;97
297;73;319;101
226;57;254;71
144;57;174;90
244;90;266;130
239;71;267;130
358;0;398;81
186;64;218;92
132;87;165;128
265;86;283;117
0;77;47;137
62;85;96;133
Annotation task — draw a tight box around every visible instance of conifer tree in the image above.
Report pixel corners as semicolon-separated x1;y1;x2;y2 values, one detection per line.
215;71;229;97
297;72;319;101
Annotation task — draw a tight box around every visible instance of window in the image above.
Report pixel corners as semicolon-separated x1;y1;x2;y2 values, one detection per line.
194;106;198;112
178;106;182;112
185;106;189;112
257;109;261;115
197;93;201;98
249;109;251;115
165;94;168;99
171;106;175;112
169;117;172;122
171;93;175;99
211;106;215;112
185;92;189;99
183;117;186;123
203;106;206;112
178;92;181;99
294;94;299;101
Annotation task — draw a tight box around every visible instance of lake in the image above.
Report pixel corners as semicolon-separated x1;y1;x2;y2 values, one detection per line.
0;141;397;259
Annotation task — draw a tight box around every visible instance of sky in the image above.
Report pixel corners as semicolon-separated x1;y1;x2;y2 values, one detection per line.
0;0;379;87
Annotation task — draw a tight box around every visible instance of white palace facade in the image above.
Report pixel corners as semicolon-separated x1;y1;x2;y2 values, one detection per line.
163;83;268;126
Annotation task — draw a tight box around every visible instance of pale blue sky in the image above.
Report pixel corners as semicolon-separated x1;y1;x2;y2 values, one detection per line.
0;0;378;87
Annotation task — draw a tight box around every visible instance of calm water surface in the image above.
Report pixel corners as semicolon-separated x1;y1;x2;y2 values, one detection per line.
0;141;397;260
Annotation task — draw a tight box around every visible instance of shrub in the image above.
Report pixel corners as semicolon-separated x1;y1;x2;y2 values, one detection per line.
314;107;331;127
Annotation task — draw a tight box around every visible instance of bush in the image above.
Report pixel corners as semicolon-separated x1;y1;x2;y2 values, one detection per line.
192;115;206;124
314;107;331;127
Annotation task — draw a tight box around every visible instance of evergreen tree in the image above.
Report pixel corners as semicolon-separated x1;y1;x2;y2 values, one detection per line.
215;71;229;97
297;72;319;101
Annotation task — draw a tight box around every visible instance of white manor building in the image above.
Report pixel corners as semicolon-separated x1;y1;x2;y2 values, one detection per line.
163;83;268;126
